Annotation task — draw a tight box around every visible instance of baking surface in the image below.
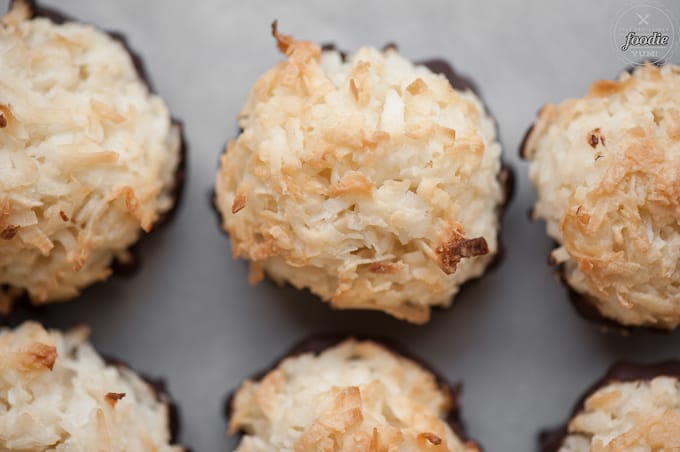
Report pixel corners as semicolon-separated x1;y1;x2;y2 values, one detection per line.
2;0;680;451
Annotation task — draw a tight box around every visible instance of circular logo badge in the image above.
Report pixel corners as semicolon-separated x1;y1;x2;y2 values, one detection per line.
612;3;676;66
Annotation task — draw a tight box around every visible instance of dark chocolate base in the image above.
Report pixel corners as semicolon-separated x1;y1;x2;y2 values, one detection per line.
225;335;482;450
625;60;665;74
556;263;635;334
211;42;515;320
540;361;680;452
518;123;534;160
1;0;187;310
562;267;674;334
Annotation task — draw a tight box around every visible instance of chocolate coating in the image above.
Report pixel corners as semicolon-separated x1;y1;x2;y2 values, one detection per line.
421;59;481;97
225;335;482;450
518;123;534;160
557;264;660;333
540;361;680;452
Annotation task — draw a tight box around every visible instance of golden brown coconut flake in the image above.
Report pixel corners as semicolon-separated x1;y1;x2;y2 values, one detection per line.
105;392;126;406
437;235;489;275
17;342;57;372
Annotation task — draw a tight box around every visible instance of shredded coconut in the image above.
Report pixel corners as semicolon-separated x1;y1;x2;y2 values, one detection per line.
0;2;181;305
0;322;184;451
560;376;680;451
215;26;504;323
525;64;680;328
230;339;479;452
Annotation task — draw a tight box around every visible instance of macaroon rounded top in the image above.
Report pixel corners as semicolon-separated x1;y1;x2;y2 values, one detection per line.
0;321;185;451
229;339;479;452
215;25;504;323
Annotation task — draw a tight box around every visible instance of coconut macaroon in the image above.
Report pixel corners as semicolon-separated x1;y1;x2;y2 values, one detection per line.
523;64;680;329
0;1;183;309
542;362;680;452
228;339;479;451
0;321;185;451
215;25;506;324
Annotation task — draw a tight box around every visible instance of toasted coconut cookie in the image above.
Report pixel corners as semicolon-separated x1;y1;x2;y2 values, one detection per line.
523;64;680;329
228;338;480;452
542;362;680;452
215;25;505;323
0;321;185;451
0;1;183;308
